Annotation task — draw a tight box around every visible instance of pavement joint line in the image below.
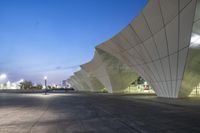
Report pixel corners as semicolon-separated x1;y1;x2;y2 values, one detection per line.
1;93;200;132
120;96;200;114
26;101;50;133
93;105;144;133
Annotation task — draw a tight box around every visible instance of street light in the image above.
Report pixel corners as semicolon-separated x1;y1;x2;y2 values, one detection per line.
0;74;7;79
44;76;48;95
0;74;7;89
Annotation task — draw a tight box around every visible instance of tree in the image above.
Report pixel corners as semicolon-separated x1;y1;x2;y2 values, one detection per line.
20;81;33;89
131;76;145;85
47;85;52;89
137;76;145;84
35;84;43;89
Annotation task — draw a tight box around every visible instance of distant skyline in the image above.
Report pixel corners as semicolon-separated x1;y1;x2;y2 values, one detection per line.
0;0;147;84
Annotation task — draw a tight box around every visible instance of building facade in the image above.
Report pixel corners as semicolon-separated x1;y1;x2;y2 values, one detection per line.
68;0;200;98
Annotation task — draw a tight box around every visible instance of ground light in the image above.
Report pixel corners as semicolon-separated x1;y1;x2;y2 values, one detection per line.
190;33;200;48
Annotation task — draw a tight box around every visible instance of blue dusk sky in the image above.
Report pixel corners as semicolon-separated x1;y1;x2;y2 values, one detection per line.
0;0;147;84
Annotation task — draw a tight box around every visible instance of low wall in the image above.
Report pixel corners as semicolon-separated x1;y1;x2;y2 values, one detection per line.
0;89;44;93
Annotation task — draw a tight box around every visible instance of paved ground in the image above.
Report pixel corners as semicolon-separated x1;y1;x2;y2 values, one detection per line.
0;93;200;133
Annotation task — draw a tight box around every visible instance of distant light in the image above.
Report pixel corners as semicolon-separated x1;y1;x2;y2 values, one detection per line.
0;74;7;79
7;81;10;85
19;79;24;83
44;76;48;80
190;33;200;48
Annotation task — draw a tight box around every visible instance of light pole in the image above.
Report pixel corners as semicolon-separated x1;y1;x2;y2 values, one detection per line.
0;74;7;89
44;76;47;95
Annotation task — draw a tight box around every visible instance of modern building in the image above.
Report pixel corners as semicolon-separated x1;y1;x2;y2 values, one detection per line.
74;71;91;92
79;69;105;92
69;75;84;91
68;0;200;98
81;49;138;93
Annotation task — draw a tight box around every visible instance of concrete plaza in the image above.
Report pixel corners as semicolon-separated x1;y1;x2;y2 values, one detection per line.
0;93;200;133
